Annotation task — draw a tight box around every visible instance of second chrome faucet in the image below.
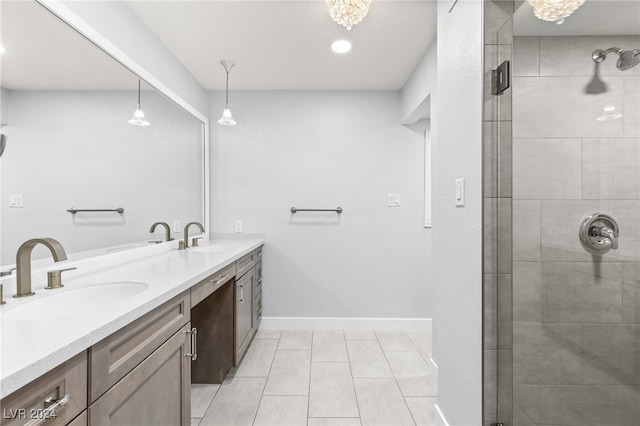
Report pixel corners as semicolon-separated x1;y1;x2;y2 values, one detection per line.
179;222;205;250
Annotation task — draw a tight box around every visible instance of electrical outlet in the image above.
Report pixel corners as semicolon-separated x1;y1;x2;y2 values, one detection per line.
173;220;182;232
388;193;401;207
9;193;23;208
235;220;243;233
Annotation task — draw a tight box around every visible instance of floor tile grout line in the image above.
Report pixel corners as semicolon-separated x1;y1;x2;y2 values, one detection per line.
307;331;314;424
377;330;418;426
253;330;281;426
345;330;363;423
197;383;221;422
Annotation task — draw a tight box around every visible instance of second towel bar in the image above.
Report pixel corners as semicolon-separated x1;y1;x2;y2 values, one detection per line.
67;207;125;214
290;207;343;214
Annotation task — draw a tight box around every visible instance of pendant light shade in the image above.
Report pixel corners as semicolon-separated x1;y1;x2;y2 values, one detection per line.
128;79;150;126
218;60;237;127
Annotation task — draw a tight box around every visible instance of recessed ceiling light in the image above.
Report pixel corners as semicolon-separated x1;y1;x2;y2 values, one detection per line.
331;40;352;54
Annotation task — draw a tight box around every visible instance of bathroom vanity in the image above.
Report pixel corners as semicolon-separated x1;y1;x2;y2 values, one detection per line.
0;239;264;426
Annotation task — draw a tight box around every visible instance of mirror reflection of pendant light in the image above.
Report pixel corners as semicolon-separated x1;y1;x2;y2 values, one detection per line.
218;60;237;127
128;79;150;126
527;0;585;24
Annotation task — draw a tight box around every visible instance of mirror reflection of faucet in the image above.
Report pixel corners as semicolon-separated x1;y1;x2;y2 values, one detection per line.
179;222;205;250
149;222;174;242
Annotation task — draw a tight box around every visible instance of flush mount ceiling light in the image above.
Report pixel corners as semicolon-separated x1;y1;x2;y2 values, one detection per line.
128;79;150;126
218;59;237;127
331;40;352;54
527;0;585;25
326;0;371;31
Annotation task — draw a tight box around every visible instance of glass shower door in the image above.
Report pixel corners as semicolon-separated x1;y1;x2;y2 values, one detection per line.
509;4;640;425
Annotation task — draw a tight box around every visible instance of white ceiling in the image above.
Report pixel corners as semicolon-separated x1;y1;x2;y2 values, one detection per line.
127;0;437;91
1;0;436;92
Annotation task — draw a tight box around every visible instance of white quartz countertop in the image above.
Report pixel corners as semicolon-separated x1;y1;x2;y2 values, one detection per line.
0;237;264;398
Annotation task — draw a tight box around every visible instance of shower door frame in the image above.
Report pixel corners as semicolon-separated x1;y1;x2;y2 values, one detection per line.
482;1;515;425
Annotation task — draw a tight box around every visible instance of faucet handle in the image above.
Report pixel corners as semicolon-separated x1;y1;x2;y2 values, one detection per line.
0;283;5;305
46;267;77;290
191;236;203;247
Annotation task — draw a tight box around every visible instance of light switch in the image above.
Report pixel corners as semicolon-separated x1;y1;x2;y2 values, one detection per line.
455;178;465;207
388;193;401;207
9;193;23;208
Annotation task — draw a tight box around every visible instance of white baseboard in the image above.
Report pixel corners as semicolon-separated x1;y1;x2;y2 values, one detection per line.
433;404;450;426
260;317;432;331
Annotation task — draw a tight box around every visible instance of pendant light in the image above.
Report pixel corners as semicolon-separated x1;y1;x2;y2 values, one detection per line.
218;60;237;126
128;79;150;126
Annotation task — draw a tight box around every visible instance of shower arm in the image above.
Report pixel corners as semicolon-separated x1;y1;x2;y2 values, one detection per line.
592;47;621;63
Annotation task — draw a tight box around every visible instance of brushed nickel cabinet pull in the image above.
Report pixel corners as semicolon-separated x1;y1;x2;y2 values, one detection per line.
214;274;230;285
23;394;71;426
183;327;198;361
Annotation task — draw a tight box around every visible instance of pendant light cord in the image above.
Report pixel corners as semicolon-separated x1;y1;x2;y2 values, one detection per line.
225;70;229;108
221;60;235;109
137;79;141;109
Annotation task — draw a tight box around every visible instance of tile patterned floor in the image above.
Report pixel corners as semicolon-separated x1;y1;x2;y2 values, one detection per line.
191;330;436;426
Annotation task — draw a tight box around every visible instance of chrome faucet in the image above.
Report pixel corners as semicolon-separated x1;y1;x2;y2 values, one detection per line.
15;238;68;298
149;222;174;242
180;222;205;250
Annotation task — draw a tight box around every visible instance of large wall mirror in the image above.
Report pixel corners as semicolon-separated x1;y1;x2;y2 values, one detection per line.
0;1;206;265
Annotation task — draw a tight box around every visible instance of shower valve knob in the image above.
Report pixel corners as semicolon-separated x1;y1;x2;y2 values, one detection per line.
579;213;619;255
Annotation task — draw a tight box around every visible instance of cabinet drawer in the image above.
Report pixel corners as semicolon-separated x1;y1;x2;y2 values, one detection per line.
253;261;262;296
236;251;256;278
1;352;87;426
90;291;190;402
191;262;237;308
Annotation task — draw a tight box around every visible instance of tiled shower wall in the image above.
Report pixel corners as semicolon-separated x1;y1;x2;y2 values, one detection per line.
511;35;640;425
483;1;514;425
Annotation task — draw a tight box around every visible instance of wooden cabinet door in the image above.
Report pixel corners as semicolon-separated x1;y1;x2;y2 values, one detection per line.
89;323;191;426
234;271;253;364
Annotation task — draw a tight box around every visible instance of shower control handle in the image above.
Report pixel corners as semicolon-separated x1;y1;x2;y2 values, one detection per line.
579;213;619;255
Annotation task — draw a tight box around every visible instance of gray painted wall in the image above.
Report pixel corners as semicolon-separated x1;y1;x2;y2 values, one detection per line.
210;91;432;320
432;0;484;424
401;42;437;125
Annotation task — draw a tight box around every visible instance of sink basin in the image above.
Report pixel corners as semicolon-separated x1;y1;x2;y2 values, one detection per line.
3;281;148;320
191;244;239;254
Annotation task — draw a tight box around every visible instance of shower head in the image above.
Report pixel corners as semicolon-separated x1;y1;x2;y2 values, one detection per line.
617;49;640;71
592;47;640;71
